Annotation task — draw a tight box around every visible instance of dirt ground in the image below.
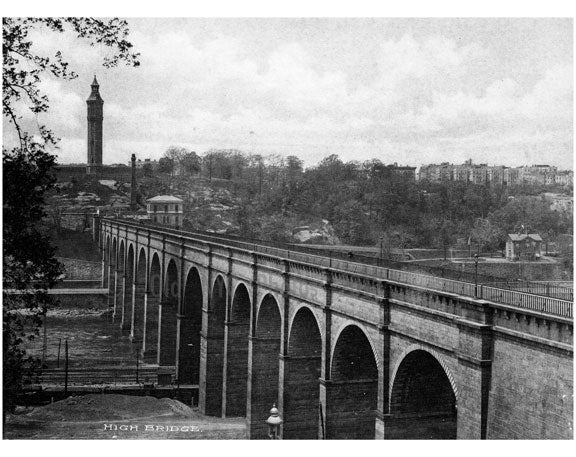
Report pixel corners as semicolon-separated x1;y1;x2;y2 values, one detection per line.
4;393;247;440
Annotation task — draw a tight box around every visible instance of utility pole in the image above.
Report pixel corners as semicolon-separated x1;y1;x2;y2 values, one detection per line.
57;338;62;368
136;349;140;384
42;311;47;366
64;339;69;396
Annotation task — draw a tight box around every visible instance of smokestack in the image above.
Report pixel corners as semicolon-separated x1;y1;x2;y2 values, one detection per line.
130;154;137;210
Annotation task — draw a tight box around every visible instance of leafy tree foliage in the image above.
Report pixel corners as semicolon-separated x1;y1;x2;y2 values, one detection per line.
152;148;571;259
180;151;201;176
3;17;139;417
142;162;153;177
158;156;175;175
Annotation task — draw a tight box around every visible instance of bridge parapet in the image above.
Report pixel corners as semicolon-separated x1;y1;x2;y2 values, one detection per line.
100;217;573;320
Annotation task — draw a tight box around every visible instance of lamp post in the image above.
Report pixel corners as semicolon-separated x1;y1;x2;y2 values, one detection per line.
266;403;283;439
473;254;479;297
135;348;140;384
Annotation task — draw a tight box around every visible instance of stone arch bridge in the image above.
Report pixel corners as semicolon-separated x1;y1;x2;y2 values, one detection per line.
95;217;573;440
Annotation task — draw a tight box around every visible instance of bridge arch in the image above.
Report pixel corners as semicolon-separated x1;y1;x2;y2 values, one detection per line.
327;324;379;439
164;258;179;298
107;237;117;311
113;239;125;320
131;247;147;343
148;251;162;296
143;251;161;361
200;274;227;416
121;243;135;331
247;293;283;438
111;237;117;263
158;258;179;366
223;281;251;417
118;239;125;266
283;305;322;439
230;281;251;320
390;345;459;402
255;293;282;338
109;236;116;266
331;320;381;371
127;241;137;266
389;348;457;439
176;266;203;385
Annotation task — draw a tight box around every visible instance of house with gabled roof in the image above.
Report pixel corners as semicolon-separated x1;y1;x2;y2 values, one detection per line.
506;233;543;261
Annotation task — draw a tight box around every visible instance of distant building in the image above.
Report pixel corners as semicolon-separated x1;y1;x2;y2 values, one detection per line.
132;158;157;169
419;162;452;182
390;163;417;180
554;171;573;186
452;164;470;182
487;166;505;186
470;164;488;185
146;195;183;228
506;233;543;261
501;167;513;185
418;160;571;187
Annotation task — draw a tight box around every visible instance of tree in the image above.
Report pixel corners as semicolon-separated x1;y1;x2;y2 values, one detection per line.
164;146;187;177
471;218;503;255
180;151;201;176
158;156;174;175
4;18;139;148
3;17;139;420
436;220;457;260
142;162;153;177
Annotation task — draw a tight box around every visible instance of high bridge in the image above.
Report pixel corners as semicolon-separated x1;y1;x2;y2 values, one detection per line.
94;216;573;439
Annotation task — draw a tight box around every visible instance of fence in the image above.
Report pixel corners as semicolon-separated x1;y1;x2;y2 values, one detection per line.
37;367;160;386
485;282;573;301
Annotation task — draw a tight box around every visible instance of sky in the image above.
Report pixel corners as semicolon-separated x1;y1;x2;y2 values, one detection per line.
3;17;574;169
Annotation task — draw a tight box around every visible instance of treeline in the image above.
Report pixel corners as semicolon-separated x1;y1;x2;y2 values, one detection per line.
153;147;573;252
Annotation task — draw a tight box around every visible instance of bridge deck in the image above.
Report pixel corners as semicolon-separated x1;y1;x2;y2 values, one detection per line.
102;218;573;319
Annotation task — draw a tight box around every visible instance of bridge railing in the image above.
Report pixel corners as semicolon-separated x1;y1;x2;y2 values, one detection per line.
101;218;573;319
481;286;573;317
483;282;573;301
170;221;571;298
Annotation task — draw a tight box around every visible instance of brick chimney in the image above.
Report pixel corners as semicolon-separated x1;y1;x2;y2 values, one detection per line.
130;154;137;210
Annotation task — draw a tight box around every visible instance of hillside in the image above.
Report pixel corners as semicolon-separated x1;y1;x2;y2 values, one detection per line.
47;172;341;246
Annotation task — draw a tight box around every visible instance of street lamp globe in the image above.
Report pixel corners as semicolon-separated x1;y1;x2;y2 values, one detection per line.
266;403;283;439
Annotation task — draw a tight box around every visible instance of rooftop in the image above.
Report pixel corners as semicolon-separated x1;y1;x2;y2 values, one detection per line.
508;233;543;242
147;195;183;203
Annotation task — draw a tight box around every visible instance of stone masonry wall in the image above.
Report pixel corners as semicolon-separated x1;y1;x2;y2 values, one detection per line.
487;334;573;439
58;257;102;280
52;293;108;310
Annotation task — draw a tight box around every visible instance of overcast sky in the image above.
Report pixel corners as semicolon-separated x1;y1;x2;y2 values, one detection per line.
4;17;573;169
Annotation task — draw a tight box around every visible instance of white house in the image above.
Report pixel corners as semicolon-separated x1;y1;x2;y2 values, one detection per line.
146;195;183;228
